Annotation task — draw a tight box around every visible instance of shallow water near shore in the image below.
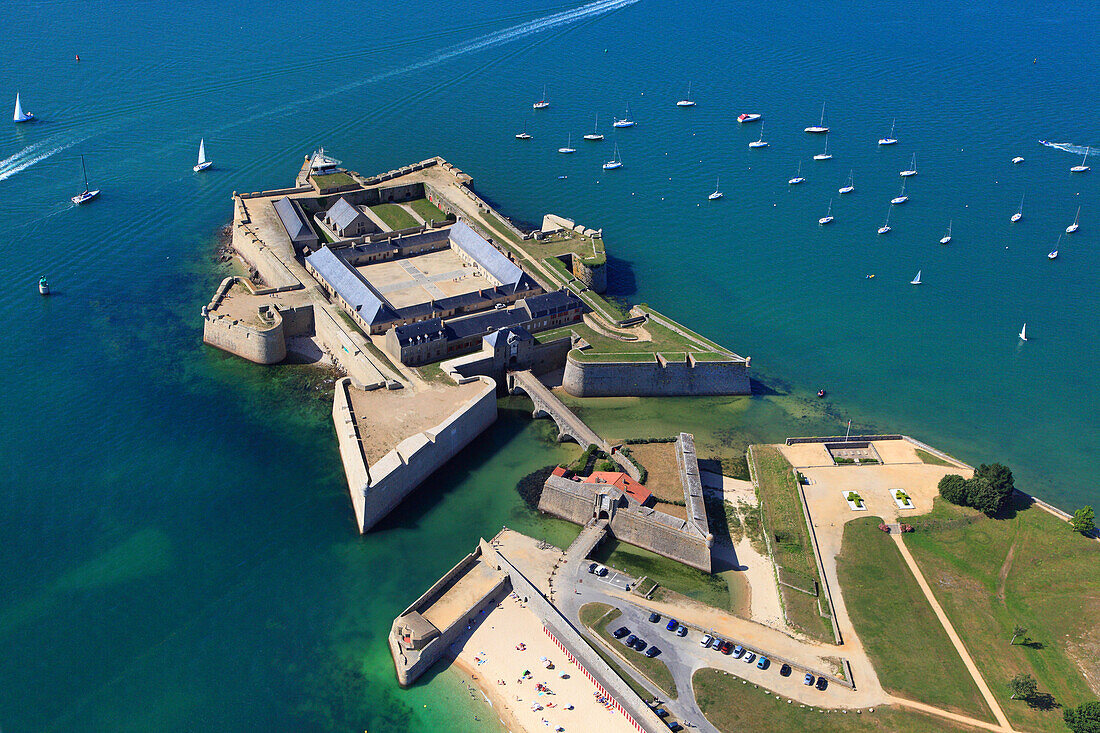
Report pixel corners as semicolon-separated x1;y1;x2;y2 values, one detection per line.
1;1;1098;731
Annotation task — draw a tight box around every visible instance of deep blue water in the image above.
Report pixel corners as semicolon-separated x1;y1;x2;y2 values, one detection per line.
2;1;1098;730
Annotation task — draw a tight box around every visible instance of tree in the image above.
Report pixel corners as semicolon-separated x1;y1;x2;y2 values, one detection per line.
976;463;1015;495
1009;672;1037;700
1071;506;1096;535
968;476;1010;516
1010;624;1027;645
1064;700;1100;733
939;474;969;505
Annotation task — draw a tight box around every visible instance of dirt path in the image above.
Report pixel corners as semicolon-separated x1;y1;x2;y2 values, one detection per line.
996;540;1018;603
889;695;1014;733
892;534;1015;731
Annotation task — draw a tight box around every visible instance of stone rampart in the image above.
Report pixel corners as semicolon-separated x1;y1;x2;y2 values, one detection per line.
313;306;388;388
536;478;593;524
562;353;751;397
608;510;711;573
202;277;287;364
571;256;607;294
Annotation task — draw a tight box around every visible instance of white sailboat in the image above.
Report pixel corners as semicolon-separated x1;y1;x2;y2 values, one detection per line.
805;102;829;133
939;220;952;245
676;82;696;107
788;161;805;185
877;207;892;235
1010;193;1024;223
193;138;212;172
1018;323;1028;341
1012;156;1025;164
583;114;604;141
748;124;769;148
1048;234;1061;260
878;119;897;146
1070;146;1091;173
515;122;532;140
613;106;636;128
910;269;922;285
533;85;549;110
708;176;723;200
838;169;854;194
71;154;100;205
13;93;34;123
818;199;835;225
900;153;918;176
602;144;622;170
813;134;832;160
891;179;909;205
558;133;576;154
1066;205;1081;233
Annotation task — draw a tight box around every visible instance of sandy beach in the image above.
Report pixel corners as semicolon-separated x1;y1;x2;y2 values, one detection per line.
449;592;641;733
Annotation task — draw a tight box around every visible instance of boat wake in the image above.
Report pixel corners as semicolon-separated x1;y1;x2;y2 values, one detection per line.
0;137;83;182
1039;140;1097;156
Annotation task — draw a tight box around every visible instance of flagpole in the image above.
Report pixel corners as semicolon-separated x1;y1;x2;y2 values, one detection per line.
845;420;852;442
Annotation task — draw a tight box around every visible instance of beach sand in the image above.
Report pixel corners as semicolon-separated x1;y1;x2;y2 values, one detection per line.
449;593;640;733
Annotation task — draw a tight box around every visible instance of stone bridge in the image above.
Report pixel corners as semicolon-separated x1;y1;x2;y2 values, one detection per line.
507;371;643;481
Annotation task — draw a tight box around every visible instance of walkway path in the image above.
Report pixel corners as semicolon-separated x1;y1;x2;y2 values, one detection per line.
891;533;1014;731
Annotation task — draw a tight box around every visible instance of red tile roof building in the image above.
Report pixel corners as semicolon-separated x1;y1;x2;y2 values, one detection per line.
582;471;652;505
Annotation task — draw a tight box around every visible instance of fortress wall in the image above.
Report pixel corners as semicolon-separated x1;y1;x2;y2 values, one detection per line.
527;337;573;376
352;376;498;533
562;355;750;397
571;257;607;294
202;314;287;365
608;512;712;573
313;305;388;388
277;304;315;337
333;378;371;528
537;478;594;525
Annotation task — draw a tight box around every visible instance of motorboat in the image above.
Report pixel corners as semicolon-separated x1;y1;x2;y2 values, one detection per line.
38;276;49;295
738;113;762;123
1012;156;1024;164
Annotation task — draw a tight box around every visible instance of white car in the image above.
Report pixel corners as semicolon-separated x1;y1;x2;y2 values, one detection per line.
701;634;713;648
743;651;756;664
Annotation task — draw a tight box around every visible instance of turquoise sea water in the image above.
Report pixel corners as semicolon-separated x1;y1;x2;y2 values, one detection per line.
2;1;1098;730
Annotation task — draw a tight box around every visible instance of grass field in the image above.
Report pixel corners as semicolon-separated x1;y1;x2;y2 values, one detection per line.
835;516;993;721
749;445;833;642
905;495;1100;732
370;203;419;230
693;668;987;733
407;198;448;224
579;603;677;699
915;448;955;467
310;172;356;189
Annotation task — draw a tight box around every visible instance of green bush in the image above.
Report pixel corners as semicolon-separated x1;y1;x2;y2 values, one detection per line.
938;465;1015;516
595;459;617;473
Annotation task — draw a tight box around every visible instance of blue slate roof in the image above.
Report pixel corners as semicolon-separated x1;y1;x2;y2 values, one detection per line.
305;246;394;325
520;290;583;319
326;197;364;232
448;221;532;292
273;197;318;246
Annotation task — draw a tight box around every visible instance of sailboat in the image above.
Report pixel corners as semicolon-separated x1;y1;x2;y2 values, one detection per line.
878;119;897;146
939;220;952;245
748;124;769;148
676;82;696;107
515;122;532;140
602;144;623;170
805;102;829;133
71;154;100;205
13;93;34;123
533;85;549;110
910;269;922;285
813;134;832;160
558;133;576;154
1066;205;1081;233
708;176;723;200
1010;194;1024;223
818;199;835;225
838;170;854;194
1018;323;1028;341
583;114;604;141
788;161;805;185
877;207;892;235
193;138;213;172
1048;234;1061;260
891;179;909;205
613;106;636;128
1070;146;1091;173
1012;156;1025;164
900;153;918;177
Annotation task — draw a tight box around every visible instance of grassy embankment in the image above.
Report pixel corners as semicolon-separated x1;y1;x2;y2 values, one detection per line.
578;602;677;699
915;448;955;467
407;198;449;224
310;172;356;190
750;446;834;642
904;495;1100;733
370;203;419;230
835;517;994;721
693;668;986;733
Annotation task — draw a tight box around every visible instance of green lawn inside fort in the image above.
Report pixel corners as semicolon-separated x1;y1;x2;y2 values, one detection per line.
579;602;678;699
536;312;734;362
749;446;834;642
903;495;1100;732
692;668;988;733
835;516;994;721
310;171;356;189
370;202;419;230
407;197;448;224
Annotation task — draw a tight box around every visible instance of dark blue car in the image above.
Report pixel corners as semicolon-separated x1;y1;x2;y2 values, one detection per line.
666;618;679;632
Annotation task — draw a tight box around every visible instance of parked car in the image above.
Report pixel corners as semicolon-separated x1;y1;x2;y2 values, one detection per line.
721;641;734;655
731;644;744;658
804;673;814;686
676;625;688;637
668;723;683;732
780;663;792;677
654;708;669;718
756;656;769;670
816;677;828;691
613;626;629;639
648;612;661;623
645;646;661;658
666;618;679;632
711;637;724;651
625;634;637;646
588;562;598;574
701;634;714;648
633;638;647;651
743;651;756;664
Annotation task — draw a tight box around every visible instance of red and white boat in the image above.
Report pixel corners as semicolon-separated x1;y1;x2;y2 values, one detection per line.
738;113;762;123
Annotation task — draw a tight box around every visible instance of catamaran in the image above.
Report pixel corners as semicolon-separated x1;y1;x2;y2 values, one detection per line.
838;170;854;194
891;179;909;205
878;119;897;146
533;86;549;110
558;133;576;154
708;176;723;200
13;93;33;123
878;207;892;235
193;138;212;172
805;102;829;133
1010;193;1024;223
1049;234;1061;260
738;113;762;123
613;106;636;128
900;153;918;176
1070;146;1091;173
818;199;835;225
910;269;922;285
583;114;604;141
71;154;100;205
1018;323;1028;341
940;220;952;245
813;134;832;160
748;124;769;148
602;144;623;170
1066;206;1081;233
676;82;696;107
789;161;805;185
